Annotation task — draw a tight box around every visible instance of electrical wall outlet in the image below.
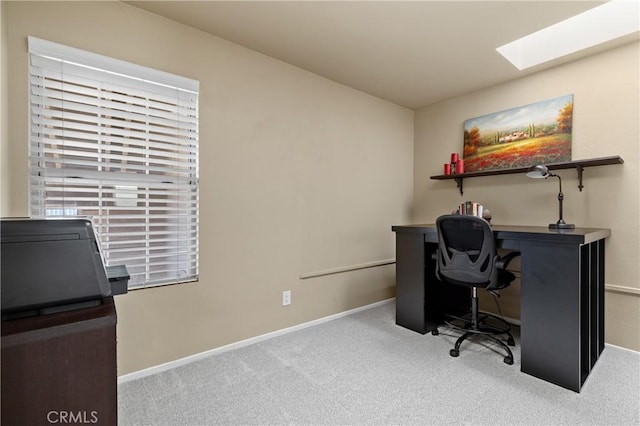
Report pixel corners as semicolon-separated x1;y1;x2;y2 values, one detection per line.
282;290;291;306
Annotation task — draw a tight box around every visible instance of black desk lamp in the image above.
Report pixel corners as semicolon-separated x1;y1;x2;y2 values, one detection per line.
526;164;575;230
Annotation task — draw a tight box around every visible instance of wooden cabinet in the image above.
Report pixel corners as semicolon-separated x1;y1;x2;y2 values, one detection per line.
1;297;117;425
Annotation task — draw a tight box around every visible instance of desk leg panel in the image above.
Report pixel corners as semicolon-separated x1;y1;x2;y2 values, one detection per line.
520;242;582;392
583;241;605;375
594;240;605;357
395;233;429;333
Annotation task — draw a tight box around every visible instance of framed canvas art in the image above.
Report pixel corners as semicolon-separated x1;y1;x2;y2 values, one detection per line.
463;94;573;173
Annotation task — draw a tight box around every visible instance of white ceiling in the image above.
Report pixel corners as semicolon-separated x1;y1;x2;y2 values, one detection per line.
126;1;630;109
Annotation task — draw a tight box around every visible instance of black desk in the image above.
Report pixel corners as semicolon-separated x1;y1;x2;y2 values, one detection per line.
392;224;610;392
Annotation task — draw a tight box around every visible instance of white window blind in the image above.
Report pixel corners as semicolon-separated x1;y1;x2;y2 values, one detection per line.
28;37;199;289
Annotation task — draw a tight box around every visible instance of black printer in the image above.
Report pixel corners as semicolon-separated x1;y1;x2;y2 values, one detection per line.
1;218;128;319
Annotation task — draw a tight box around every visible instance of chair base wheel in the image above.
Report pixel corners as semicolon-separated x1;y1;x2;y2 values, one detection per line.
507;336;515;346
431;329;439;336
450;349;459;357
504;356;513;365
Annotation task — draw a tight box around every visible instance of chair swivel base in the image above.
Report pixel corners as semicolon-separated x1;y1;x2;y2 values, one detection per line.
445;313;515;365
449;332;514;365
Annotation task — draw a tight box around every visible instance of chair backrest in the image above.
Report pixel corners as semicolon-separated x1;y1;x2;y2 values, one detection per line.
435;214;498;288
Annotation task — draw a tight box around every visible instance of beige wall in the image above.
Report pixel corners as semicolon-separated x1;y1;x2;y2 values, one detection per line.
3;0;638;377
1;1;9;215
414;41;640;350
3;1;414;374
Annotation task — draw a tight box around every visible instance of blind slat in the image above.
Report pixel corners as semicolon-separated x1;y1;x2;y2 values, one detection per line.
32;140;197;165
31;89;198;124
30;72;198;111
31;96;198;130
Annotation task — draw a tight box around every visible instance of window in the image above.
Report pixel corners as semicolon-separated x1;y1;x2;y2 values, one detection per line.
28;37;199;289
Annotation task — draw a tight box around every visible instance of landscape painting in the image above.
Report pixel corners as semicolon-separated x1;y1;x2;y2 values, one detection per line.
463;94;573;173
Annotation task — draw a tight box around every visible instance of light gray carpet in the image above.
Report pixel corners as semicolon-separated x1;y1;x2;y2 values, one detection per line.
118;301;640;425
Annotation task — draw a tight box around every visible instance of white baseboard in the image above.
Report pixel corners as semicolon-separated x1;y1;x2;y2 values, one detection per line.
118;298;395;384
605;342;640;355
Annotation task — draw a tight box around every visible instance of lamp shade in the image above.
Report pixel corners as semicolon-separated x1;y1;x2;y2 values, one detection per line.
527;164;550;178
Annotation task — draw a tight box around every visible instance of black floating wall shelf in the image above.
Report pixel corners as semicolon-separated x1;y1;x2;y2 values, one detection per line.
430;155;624;196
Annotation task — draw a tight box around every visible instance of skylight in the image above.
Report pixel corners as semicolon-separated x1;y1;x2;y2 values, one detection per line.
497;0;640;70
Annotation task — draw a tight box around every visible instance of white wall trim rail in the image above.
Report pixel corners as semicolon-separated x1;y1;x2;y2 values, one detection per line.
299;258;396;280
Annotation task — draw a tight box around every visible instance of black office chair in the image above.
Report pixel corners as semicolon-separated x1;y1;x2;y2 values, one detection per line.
435;214;520;365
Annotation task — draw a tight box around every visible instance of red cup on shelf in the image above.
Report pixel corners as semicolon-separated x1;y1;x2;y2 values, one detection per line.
451;153;459;163
456;159;464;174
444;163;451;175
